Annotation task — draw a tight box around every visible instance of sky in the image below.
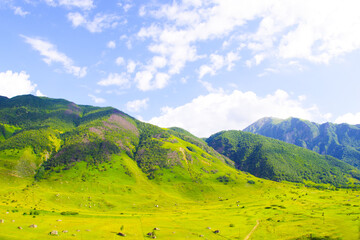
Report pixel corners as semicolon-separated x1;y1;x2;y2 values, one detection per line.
1;0;360;137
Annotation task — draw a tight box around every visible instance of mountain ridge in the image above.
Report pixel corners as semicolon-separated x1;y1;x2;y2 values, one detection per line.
244;117;360;168
206;130;360;187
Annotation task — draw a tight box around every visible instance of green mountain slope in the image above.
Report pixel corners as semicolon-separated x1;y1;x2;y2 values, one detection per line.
0;95;238;193
244;117;360;168
206;130;360;187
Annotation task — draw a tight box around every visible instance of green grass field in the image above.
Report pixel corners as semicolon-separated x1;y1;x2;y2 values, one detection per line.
0;153;359;240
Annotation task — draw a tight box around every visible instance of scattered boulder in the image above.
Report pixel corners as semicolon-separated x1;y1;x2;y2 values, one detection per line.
117;232;126;237
86;229;91;232
153;228;160;230
76;229;80;232
199;235;204;237
56;219;62;222
155;205;159;208
213;230;220;234
206;227;211;229
62;230;68;233
50;230;58;236
11;220;15;222
0;219;4;223
17;226;23;230
147;232;153;237
29;224;37;228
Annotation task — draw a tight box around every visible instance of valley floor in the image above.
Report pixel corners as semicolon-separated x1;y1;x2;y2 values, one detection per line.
0;178;359;240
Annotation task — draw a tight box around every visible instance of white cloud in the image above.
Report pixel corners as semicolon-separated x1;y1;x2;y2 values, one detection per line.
115;56;125;66
12;6;29;17
123;4;132;12
127;60;136;73
155;72;170;89
138;5;146;16
198;52;240;79
136;0;360;84
0;71;39;98
118;2;133;12
21;35;87;78
97;73;130;88
335;113;360;125
149;89;329;137
45;0;94;10
67;12;120;33
107;41;116;49
134;71;170;91
126;98;149;112
151;56;167;69
36;90;46;97
88;94;106;104
134;71;153;91
198;80;223;93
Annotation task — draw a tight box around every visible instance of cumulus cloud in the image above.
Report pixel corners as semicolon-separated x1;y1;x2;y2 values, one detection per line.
127;60;136;73
0;70;39;98
44;0;94;10
21;35;87;78
149;89;330;137
97;73;130;88
107;40;116;49
88;94;106;104
12;6;29;17
136;0;360;86
335;113;360;125
126;98;149;112
115;56;125;65
117;1;133;12
199;52;240;79
67;12;121;33
36;90;46;97
134;71;169;91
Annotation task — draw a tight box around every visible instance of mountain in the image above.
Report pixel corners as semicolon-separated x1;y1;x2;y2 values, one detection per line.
0;95;240;192
244;117;360;168
206;130;360;187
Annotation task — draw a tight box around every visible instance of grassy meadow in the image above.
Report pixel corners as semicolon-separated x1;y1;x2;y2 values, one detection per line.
0;152;359;239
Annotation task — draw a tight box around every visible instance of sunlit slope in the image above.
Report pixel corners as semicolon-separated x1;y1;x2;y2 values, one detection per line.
207;130;360;187
0;94;244;200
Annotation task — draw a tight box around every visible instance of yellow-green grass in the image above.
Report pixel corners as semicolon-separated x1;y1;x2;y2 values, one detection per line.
0;152;360;239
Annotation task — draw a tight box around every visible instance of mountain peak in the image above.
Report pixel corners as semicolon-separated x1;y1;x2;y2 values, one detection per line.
244;117;360;168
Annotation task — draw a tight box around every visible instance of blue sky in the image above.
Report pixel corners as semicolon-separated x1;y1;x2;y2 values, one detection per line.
1;0;360;137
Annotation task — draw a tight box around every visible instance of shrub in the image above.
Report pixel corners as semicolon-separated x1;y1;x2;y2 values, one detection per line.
60;211;79;215
29;210;40;215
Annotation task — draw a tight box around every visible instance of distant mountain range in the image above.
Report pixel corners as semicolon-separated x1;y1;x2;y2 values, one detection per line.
0;95;359;188
244;117;360;168
206;130;360;186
